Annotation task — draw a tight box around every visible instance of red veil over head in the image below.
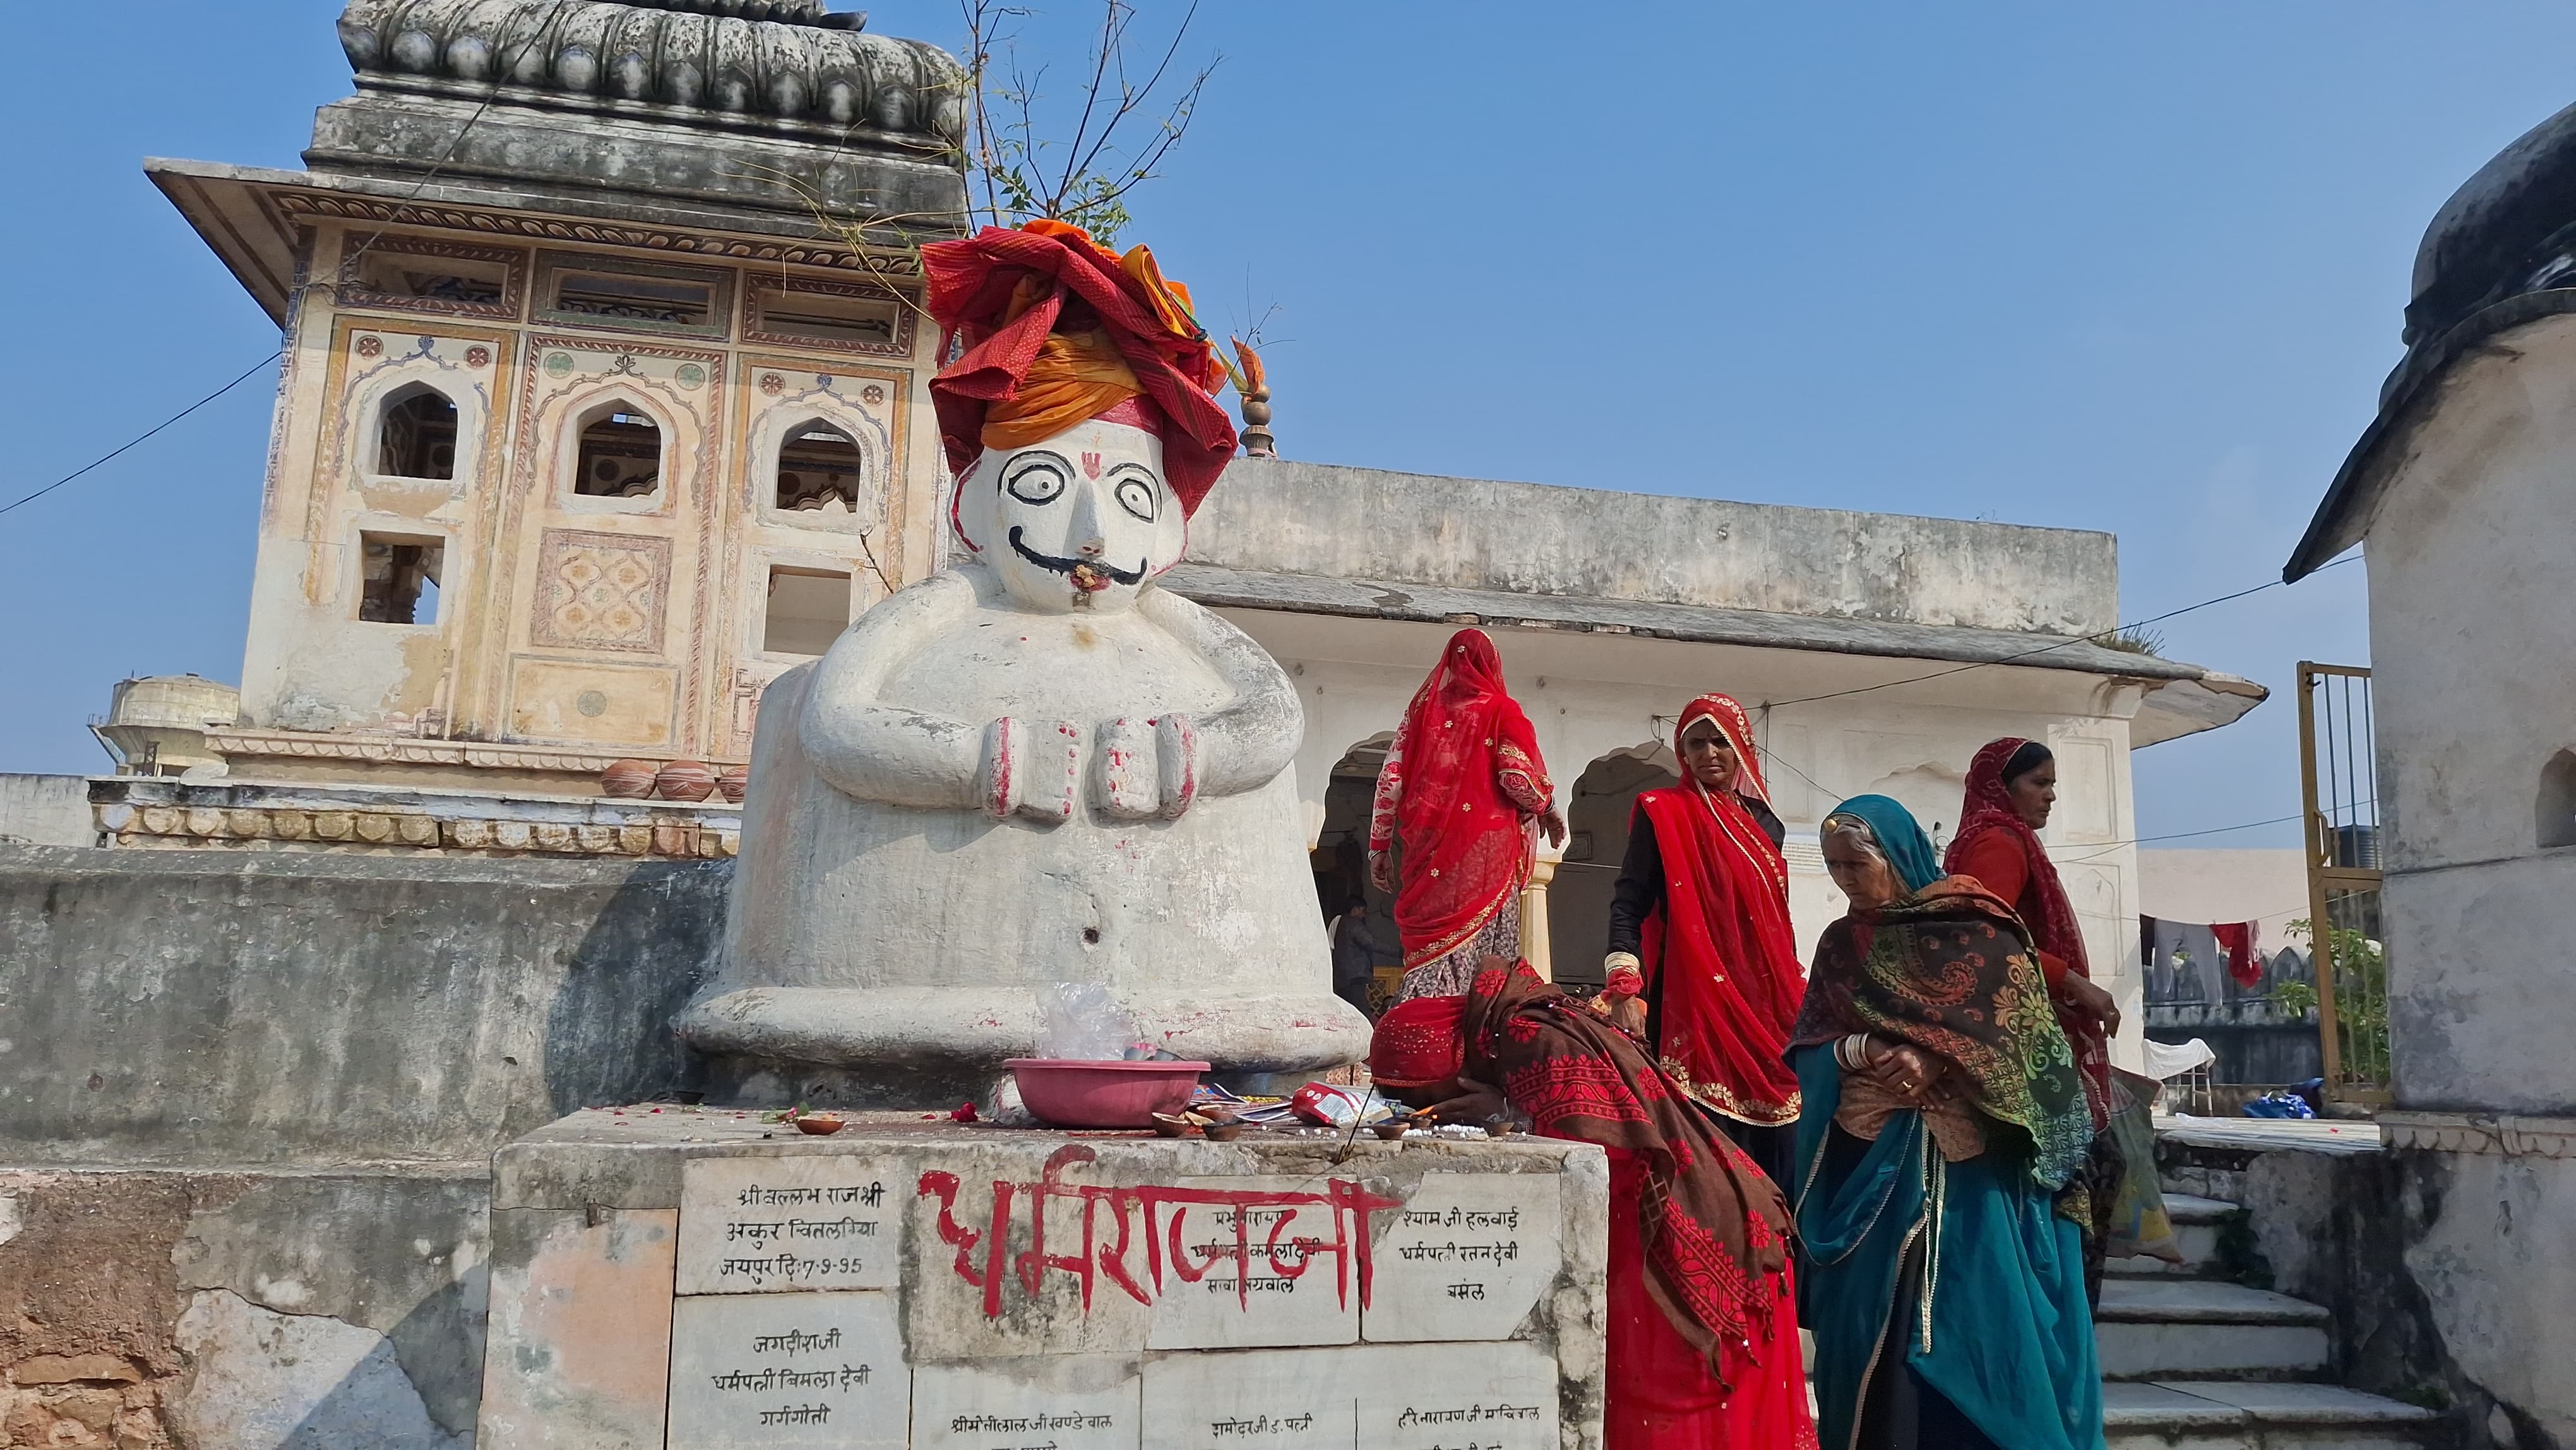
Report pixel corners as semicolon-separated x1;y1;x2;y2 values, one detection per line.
1630;693;1803;1125
1945;736;2111;1125
920;219;1237;516
1369;630;1550;971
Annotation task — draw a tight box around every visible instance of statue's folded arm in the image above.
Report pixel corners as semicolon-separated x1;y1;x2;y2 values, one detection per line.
1135;588;1304;799
797;573;990;811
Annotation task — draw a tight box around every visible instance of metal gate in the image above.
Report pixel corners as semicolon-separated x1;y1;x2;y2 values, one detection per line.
2294;662;2388;1106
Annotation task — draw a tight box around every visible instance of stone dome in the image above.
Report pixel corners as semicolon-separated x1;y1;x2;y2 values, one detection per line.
337;0;965;141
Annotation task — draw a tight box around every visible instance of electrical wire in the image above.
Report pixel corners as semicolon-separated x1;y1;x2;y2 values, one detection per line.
0;352;284;522
2;6;575;529
1758;554;2361;712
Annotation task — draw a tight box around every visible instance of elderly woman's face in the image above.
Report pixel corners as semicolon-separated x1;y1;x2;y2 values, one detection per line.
1679;719;1741;792
1823;830;1902;911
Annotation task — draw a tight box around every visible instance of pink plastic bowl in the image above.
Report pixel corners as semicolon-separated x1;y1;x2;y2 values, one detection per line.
1005;1058;1211;1129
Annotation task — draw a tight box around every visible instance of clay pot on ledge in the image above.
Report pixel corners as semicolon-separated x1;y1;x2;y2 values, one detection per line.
717;765;750;803
601;759;659;799
655;760;717;802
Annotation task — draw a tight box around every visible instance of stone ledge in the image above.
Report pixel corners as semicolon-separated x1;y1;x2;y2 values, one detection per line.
2380;1109;2576;1158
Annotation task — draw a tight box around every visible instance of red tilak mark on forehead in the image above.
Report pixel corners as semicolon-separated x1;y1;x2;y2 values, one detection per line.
1081;451;1103;479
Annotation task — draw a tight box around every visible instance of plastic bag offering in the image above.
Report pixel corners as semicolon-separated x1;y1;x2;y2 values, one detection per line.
1035;983;1141;1062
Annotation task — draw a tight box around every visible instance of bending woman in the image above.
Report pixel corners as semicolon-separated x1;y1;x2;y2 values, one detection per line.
1794;796;2102;1450
1369;630;1566;1001
1602;693;1804;1183
1374;959;1816;1450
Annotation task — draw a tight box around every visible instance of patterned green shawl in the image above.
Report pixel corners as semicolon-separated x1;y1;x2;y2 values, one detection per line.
1791;880;2092;1189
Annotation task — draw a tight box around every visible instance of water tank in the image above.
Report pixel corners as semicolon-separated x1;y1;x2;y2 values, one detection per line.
93;675;241;776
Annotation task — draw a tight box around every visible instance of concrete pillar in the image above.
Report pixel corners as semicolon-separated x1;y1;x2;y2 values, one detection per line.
1521;858;1557;981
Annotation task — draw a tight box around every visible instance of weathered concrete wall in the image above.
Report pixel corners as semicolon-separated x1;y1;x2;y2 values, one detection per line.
0;1168;487;1449
2355;313;2576;1112
0;845;727;1447
0;845;725;1165
0;774;91;848
1188;459;2120;636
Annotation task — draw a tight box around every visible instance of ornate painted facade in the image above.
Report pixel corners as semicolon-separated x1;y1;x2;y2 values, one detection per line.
150;0;970;801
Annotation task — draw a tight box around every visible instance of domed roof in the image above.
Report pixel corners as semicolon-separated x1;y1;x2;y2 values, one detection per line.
2289;96;2576;581
2404;99;2576;351
337;0;962;140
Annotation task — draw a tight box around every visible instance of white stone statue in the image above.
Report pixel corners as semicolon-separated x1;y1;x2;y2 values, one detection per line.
679;412;1368;1101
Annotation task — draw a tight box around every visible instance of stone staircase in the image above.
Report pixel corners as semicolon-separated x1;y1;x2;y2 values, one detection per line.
2099;1192;2442;1449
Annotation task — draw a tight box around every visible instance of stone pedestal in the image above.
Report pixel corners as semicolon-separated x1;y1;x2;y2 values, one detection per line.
477;1108;1609;1449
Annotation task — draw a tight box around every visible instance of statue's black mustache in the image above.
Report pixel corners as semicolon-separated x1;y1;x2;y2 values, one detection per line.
1008;527;1144;585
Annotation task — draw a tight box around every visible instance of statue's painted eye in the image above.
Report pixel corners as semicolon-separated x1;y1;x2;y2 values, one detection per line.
1114;475;1159;522
1005;458;1066;505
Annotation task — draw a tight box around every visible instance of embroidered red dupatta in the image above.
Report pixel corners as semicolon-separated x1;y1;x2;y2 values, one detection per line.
1945;736;2112;1129
1635;695;1804;1126
1369;631;1550;970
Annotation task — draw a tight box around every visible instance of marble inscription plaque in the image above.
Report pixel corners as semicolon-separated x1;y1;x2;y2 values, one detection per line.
1138;1342;1556;1450
666;1291;907;1449
911;1360;1140;1450
1144;1177;1364;1350
1140;1346;1354;1450
1357;1341;1558;1450
679;1154;902;1295
1363;1173;1561;1342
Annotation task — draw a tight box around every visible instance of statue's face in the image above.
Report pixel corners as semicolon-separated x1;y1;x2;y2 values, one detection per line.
953;417;1184;614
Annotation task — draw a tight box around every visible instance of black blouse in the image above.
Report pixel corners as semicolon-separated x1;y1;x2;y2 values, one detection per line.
1604;791;1788;962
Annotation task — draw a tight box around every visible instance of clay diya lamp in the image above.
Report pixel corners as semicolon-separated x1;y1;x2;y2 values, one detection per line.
794;1113;847;1135
1484;1119;1518;1138
1200;1120;1245;1142
655;760;718;801
1150;1112;1195;1138
600;758;659;799
1371;1118;1411;1141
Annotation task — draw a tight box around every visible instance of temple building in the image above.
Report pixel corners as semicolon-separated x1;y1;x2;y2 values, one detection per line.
124;0;969;854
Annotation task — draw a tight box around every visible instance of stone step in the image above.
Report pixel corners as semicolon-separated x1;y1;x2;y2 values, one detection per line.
2106;1381;2443;1449
2108;1192;2237;1278
2095;1279;2332;1381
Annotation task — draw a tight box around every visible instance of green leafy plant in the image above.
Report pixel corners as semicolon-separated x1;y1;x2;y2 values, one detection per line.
2289;915;2389;1087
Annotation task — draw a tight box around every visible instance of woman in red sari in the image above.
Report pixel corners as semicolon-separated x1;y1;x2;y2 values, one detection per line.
1602;693;1804;1184
1943;737;2133;1298
1369;630;1566;1002
1373;960;1816;1450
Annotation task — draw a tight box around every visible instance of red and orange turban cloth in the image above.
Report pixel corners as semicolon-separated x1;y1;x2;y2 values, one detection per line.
921;218;1238;517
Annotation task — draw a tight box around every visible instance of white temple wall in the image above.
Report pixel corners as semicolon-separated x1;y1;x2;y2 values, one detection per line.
1225;609;2151;1067
2349;313;2576;1113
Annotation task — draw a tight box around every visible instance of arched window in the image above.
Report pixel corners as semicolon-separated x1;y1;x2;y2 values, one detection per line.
573;401;662;498
2541;750;2576;848
777;420;864;512
377;383;458;481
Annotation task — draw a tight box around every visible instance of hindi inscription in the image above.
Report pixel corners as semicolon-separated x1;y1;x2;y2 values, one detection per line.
910;1359;1140;1450
1362;1173;1561;1343
666;1290;908;1449
679;1154;903;1295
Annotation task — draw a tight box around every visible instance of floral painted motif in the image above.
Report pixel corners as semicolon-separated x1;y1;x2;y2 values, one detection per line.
465;346;492;368
355;335;383;358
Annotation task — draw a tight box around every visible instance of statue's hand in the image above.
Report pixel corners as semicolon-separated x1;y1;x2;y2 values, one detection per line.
980;717;1082;824
1095;714;1202;820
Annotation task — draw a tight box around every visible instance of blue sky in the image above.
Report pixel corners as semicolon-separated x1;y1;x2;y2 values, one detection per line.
4;1;2567;845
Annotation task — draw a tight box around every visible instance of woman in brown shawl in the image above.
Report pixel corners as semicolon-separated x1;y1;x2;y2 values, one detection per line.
1372;958;1815;1450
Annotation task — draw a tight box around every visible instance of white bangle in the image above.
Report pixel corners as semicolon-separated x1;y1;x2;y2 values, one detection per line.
1604;951;1641;973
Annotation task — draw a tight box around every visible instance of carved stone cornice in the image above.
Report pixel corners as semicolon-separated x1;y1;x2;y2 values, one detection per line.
268;190;922;278
204;727;748;773
337;0;962;140
2381;1110;2576;1159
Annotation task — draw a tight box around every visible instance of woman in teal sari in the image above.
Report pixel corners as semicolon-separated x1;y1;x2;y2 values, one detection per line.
1792;795;2103;1450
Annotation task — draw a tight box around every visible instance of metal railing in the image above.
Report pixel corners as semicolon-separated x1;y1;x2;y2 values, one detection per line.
2294;662;2389;1106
